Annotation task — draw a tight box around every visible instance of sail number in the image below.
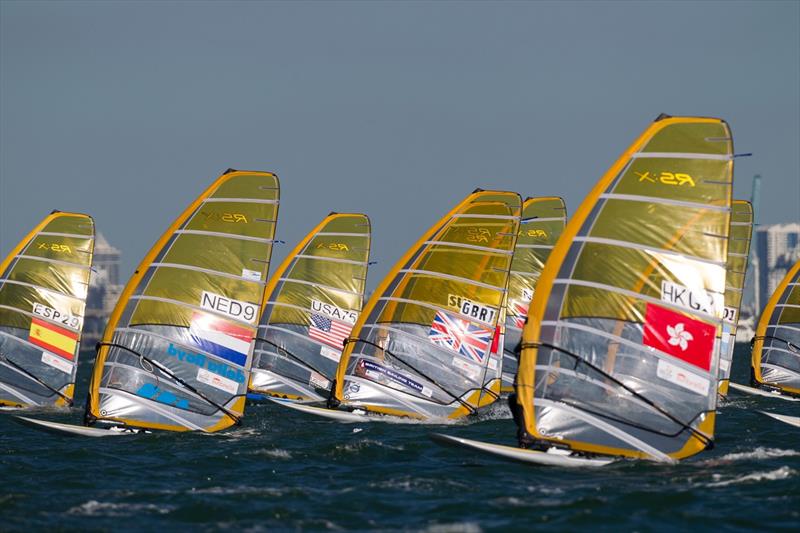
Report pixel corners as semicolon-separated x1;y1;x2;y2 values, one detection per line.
200;291;258;324
447;294;497;324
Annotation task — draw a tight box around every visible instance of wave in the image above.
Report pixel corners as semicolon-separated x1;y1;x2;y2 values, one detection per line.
250;448;293;459
702;447;800;465
191;485;288;496
707;466;795;487
67;500;175;517
332;438;405;454
420;522;483;533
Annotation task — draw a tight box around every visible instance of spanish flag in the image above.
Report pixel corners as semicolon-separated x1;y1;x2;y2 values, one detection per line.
29;317;78;360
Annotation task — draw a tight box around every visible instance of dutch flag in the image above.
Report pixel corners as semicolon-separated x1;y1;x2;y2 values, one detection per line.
189;312;254;367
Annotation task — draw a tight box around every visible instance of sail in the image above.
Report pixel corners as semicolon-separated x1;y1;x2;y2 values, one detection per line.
515;115;733;461
250;213;371;401
0;212;95;407
501;197;567;393
332;190;522;420
751;258;800;396
718;200;753;395
86;170;279;432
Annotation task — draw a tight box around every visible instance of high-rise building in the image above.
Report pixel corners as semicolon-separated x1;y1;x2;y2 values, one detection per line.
82;232;124;350
752;222;800;314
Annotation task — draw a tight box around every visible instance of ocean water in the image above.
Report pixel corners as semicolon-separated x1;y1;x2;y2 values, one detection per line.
1;344;798;532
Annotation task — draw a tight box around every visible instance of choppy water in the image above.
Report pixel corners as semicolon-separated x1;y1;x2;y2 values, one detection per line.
1;344;798;531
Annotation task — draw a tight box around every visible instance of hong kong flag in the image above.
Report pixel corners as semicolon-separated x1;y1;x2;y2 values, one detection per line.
642;303;715;371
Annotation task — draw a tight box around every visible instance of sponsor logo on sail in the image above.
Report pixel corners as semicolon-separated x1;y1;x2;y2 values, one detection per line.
200;290;258;324
466;227;492;243
32;302;81;330
136;383;190;409
656;359;709;396
196;367;239;394
635;171;696;187
37;242;72;253
520;228;548;239
315;242;350;251
41;351;73;374
241;268;262;281
309;371;330;390
198;211;248;223
165;343;246;389
356;359;433;398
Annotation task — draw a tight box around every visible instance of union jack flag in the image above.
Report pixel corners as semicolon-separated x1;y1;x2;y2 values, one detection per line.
510;300;529;329
428;310;493;363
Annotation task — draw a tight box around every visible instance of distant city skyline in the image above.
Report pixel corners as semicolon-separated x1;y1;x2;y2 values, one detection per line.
82;232;123;349
748;222;800;314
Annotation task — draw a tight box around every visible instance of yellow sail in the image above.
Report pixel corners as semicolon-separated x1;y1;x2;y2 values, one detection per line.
250;213;371;401
717;200;753;395
515;115;733;461
86;170;279;432
501;196;567;393
751;258;800;397
0;211;95;407
331;190;522;420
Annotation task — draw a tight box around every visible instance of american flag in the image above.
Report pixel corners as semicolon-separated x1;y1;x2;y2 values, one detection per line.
309;313;353;348
428;310;493;363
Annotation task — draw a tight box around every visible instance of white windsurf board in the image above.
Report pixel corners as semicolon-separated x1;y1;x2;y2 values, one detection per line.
729;382;800;402
430;433;614;467
759;411;800;428
268;397;373;423
14;416;138;437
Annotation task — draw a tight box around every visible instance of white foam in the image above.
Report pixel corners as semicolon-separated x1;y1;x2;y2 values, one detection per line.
67;500;174;517
707;466;795;487
703;447;800;465
334;438;405;453
192;485;286;496
421;522;482;533
252;448;292;459
472;400;513;421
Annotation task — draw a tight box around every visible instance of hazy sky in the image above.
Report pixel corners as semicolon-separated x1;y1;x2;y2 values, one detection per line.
1;1;798;287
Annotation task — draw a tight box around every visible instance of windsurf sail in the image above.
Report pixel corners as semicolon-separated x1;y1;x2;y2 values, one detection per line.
250;213;371;401
0;212;95;407
514;115;733;461
85;169;279;432
501;197;567;393
750;258;800;397
331;189;522;420
718;200;753;395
